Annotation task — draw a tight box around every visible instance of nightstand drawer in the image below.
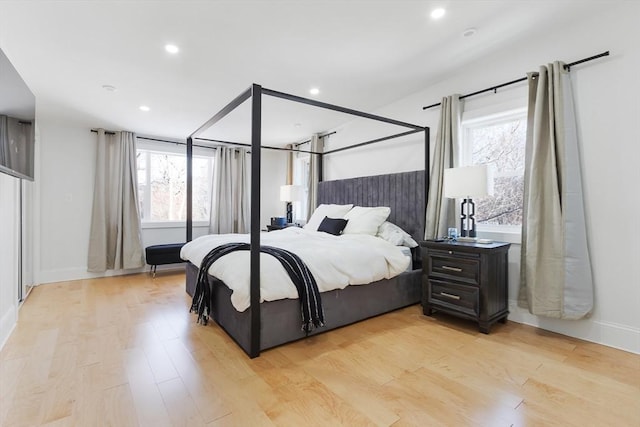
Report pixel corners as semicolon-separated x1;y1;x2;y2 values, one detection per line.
428;253;479;285
428;280;479;317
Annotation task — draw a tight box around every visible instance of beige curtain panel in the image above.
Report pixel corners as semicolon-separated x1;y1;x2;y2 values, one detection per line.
518;62;594;319
87;130;144;272
285;143;294;185
307;134;322;219
424;94;462;239
209;146;250;234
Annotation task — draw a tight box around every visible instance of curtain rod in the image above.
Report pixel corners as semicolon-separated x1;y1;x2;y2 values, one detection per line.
293;131;337;147
422;51;610;110
90;129;321;155
90;129;218;151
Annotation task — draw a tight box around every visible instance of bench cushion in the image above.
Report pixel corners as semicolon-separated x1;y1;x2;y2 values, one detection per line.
145;243;186;266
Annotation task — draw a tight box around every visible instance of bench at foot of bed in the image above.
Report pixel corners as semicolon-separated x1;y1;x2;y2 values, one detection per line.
145;243;186;277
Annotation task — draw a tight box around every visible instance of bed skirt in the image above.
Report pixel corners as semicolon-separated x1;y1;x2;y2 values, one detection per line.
185;262;421;353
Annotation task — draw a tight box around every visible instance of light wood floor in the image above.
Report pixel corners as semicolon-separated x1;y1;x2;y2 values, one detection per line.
1;271;638;426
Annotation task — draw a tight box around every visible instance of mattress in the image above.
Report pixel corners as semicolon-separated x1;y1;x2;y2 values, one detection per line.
181;227;411;312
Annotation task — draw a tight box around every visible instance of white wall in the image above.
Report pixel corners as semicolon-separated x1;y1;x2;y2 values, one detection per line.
325;2;640;353
0;173;19;348
34;114;288;283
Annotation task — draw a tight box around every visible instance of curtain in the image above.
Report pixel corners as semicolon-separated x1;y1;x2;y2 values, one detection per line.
518;62;594;319
209;146;250;234
87;130;144;272
307;134;322;218
424;95;463;239
0;115;10;169
285;142;296;220
0;115;30;174
285;143;294;185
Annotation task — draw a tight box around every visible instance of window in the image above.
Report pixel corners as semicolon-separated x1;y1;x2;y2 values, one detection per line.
462;109;526;231
136;146;213;226
292;155;310;222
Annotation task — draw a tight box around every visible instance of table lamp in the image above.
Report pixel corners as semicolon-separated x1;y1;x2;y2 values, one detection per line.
443;165;494;238
279;185;303;224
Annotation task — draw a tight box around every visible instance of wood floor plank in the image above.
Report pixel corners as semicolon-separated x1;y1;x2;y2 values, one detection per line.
0;356;27;424
123;347;173;427
157;377;207;427
162;338;232;422
301;355;401;426
2;271;638;427
100;383;139;427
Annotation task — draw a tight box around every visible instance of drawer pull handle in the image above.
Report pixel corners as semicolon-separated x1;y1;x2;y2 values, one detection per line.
440;292;461;300
442;266;463;272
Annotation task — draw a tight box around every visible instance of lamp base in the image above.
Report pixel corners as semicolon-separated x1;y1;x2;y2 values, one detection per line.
286;202;293;224
460;198;476;238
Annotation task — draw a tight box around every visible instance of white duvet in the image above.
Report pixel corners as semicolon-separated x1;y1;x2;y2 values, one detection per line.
180;227;411;312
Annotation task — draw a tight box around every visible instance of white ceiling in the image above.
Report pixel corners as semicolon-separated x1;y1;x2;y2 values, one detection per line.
0;0;612;145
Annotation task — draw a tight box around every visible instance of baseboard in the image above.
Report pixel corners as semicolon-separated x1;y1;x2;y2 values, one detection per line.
36;263;185;285
508;300;640;355
0;305;17;352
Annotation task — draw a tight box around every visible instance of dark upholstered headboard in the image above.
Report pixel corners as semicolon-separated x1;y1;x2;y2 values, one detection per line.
317;170;426;244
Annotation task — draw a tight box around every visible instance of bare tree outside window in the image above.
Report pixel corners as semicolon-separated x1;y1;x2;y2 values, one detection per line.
137;150;213;223
464;115;526;227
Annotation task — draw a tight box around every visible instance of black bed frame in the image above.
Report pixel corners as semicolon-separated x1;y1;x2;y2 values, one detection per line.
186;84;429;357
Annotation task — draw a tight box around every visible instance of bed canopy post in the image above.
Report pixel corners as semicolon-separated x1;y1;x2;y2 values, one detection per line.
249;83;262;358
186;137;193;242
424;127;430;210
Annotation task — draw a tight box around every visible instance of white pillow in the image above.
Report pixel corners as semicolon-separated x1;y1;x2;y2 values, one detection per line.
377;221;419;248
304;204;353;231
342;206;391;236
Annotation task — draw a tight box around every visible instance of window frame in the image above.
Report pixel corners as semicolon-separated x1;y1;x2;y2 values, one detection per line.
460;107;527;243
292;152;311;223
136;139;213;229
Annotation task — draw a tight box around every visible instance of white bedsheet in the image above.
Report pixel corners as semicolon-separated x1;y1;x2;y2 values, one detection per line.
180;227;411;312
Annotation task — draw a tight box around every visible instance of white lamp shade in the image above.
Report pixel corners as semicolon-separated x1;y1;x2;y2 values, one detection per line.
443;165;494;199
280;185;304;202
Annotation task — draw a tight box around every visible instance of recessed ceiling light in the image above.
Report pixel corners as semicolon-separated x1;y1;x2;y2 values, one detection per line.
165;44;179;54
430;8;446;19
309;88;320;95
139;105;150;112
462;27;477;37
102;84;117;92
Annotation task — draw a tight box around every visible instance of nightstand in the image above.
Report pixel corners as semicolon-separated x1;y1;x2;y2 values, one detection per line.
267;224;297;231
420;240;510;333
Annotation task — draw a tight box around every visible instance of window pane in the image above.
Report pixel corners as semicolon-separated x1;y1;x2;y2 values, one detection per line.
150;152;186;221
466;116;526;227
292;156;310;221
192;157;211;221
136;152;147;220
476;175;524;225
136;147;213;224
470;119;526;175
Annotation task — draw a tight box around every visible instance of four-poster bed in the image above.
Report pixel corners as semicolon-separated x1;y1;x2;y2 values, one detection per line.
183;84;430;358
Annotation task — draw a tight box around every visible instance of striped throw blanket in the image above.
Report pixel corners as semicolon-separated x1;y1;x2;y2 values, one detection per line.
190;242;325;333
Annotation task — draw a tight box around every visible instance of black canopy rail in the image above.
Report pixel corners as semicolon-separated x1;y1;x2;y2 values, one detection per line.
323;129;424;155
194;136;323;155
186;83;429;358
422;50;610;110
